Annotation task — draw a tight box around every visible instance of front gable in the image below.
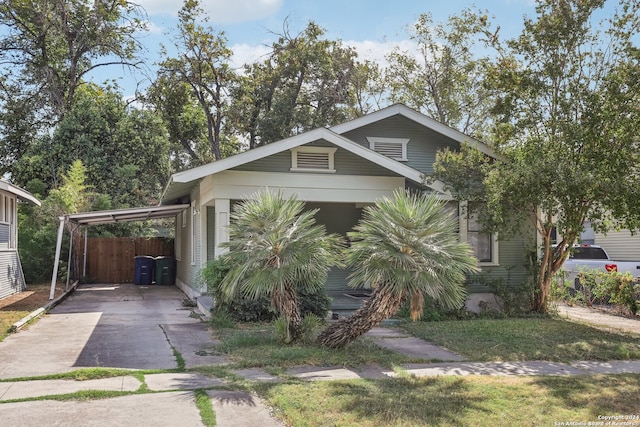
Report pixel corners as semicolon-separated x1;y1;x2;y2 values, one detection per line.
335;115;461;176
232;138;399;177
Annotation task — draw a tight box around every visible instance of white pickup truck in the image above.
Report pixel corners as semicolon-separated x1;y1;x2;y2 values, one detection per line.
560;244;640;282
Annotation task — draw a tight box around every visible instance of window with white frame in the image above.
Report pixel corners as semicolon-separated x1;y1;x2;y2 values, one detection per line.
290;146;337;173
367;137;409;161
458;202;499;265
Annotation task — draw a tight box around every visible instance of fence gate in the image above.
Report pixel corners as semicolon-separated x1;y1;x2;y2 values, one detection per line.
83;237;174;284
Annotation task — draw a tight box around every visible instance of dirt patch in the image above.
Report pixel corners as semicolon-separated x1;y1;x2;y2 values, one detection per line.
0;283;66;312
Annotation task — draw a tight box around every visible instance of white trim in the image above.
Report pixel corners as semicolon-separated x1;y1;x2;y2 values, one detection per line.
367;137;409;161
0;180;41;206
214;199;230;258
290;146;337;173
191;201;198;266
205;171;406;204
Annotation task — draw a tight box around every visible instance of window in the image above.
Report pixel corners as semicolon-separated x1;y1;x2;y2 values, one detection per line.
458;202;499;265
367;137;409;161
467;211;493;263
290;146;337;173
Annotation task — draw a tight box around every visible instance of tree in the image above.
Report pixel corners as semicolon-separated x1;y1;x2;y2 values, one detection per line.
145;73;212;170
220;190;342;343
155;0;236;161
432;0;640;312
13;84;171;210
228;21;365;148
385;9;495;138
317;191;478;349
19;159;102;282
0;0;146;121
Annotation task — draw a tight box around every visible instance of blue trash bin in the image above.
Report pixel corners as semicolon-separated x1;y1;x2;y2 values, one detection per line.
134;256;155;285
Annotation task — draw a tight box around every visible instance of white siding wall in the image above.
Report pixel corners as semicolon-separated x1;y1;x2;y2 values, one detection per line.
595;230;640;261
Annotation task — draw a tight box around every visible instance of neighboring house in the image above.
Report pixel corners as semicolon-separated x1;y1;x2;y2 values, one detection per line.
580;221;640;261
0;181;41;299
160;104;535;311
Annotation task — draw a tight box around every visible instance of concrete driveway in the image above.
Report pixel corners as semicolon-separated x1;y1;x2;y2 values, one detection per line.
0;283;225;379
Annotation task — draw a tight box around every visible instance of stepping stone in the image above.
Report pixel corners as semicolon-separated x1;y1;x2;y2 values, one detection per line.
373;337;465;361
286;366;363;381
233;368;280;382
145;373;225;391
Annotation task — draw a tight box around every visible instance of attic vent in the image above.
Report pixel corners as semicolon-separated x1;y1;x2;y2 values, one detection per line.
291;146;337;173
367;137;409;161
297;152;330;169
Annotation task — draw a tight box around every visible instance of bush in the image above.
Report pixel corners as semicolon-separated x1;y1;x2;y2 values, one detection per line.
557;268;640;315
198;259;332;323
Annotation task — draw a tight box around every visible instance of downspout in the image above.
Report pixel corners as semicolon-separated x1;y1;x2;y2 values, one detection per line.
50;216;66;300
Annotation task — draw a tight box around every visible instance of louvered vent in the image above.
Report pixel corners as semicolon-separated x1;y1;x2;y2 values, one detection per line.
367;137;409;161
296;152;330;169
373;142;404;159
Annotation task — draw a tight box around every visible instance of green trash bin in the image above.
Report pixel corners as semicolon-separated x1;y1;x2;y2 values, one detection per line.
155;256;175;285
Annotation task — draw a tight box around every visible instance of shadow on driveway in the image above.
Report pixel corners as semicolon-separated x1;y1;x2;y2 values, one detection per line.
0;284;225;379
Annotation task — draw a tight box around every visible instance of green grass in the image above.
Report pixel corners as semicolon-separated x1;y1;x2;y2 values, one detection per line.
211;323;415;370
399;317;640;362
257;373;640;426
0;310;30;340
195;389;216;426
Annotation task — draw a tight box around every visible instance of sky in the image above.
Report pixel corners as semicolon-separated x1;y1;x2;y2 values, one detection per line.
106;0;541;96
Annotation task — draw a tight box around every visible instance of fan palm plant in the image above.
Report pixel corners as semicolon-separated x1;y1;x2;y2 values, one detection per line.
220;189;342;343
318;190;479;348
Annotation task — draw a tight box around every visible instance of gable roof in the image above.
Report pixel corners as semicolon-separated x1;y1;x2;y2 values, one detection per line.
330;103;498;158
161;127;449;204
0;180;41;206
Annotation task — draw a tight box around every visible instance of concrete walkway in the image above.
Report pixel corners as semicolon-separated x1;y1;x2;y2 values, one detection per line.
2;285;640;426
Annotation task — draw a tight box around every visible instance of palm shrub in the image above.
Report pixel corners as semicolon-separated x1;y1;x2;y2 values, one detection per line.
318;190;479;348
220;189;342;343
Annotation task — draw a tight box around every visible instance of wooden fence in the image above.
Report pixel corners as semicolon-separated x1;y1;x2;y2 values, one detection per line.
82;237;174;284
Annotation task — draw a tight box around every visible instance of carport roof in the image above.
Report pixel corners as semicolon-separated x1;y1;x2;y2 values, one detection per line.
62;204;190;226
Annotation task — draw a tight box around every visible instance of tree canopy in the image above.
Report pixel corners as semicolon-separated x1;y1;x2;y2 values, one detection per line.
432;0;640;311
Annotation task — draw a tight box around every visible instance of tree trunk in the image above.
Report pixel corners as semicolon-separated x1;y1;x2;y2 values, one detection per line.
317;287;405;349
272;282;302;343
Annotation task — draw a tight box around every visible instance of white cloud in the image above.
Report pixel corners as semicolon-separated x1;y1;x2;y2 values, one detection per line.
228;39;419;70
345;39;418;68
230;43;272;70
137;0;283;24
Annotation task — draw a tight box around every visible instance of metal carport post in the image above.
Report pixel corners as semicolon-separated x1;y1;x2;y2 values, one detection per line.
49;204;190;300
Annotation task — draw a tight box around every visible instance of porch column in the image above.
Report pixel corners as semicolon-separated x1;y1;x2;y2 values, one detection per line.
214;198;230;258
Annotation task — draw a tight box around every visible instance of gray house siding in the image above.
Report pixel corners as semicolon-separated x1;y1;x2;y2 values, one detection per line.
0;251;25;299
468;227;535;293
176;186;202;292
233;140;398;177
339;115;460;175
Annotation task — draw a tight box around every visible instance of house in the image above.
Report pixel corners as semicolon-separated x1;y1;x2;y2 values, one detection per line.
580;221;640;261
0;180;41;299
160;104;535;311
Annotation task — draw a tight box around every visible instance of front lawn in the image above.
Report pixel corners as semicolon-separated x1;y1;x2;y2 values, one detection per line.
0;283;64;341
257;373;640;426
399;317;640;362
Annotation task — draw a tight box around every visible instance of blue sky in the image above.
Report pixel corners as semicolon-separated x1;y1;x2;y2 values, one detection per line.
100;0;545;95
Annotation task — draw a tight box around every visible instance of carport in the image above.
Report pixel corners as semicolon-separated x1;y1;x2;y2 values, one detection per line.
50;204;189;299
